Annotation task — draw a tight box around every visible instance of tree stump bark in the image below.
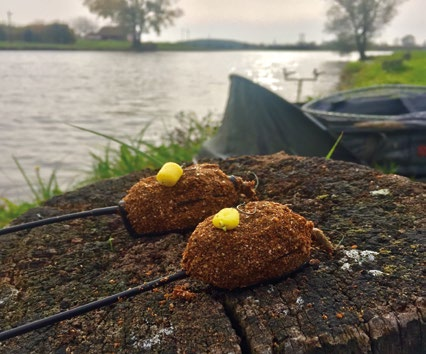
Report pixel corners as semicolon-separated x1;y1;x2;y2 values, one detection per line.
0;152;424;353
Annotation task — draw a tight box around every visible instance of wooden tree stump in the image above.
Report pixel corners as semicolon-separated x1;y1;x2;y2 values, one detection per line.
0;152;424;353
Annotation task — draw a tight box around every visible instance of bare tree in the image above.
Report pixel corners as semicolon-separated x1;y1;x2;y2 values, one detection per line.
83;0;183;48
70;16;99;37
325;0;407;60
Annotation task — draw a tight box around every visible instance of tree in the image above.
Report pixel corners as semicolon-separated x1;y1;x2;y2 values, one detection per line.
83;0;183;48
401;34;416;47
0;25;7;41
43;23;76;44
19;23;76;44
325;0;407;60
70;16;99;37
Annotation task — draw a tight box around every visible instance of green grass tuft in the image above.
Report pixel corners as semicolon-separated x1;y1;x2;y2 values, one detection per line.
326;132;344;160
13;156;62;204
76;111;219;184
0;198;36;228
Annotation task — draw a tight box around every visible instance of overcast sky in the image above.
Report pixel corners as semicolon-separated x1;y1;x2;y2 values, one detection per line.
0;0;424;44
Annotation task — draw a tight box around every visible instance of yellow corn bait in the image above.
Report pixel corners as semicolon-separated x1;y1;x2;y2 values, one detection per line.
156;162;184;187
212;208;240;231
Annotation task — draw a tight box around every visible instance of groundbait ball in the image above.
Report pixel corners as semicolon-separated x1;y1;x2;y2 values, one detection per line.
121;163;256;236
182;201;334;289
156;162;183;187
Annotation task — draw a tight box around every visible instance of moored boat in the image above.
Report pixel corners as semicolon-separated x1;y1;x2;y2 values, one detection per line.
302;85;426;176
199;75;426;177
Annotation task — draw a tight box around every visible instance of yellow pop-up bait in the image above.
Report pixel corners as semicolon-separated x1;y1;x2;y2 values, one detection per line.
212;208;240;231
156;162;183;187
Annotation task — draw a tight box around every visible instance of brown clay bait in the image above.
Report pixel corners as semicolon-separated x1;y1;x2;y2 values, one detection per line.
182;201;333;289
122;163;256;236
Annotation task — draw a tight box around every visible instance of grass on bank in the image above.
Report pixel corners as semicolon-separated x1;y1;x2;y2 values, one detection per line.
0;112;218;227
0;158;63;228
339;50;426;89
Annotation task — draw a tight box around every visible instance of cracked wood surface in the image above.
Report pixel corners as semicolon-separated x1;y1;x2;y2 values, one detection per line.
0;152;424;353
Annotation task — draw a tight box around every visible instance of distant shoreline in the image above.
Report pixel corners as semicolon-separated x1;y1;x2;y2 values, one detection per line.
0;38;414;52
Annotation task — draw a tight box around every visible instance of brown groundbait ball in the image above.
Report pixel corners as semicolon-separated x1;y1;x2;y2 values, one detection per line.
182;201;315;289
122;164;256;236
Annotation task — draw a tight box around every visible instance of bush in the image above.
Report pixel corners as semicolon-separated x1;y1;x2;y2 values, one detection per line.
381;59;406;73
43;23;76;44
1;23;76;44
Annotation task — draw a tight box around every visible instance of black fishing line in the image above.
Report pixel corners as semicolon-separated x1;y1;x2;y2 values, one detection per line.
0;270;188;342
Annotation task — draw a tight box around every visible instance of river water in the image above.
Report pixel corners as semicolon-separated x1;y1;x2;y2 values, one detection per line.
0;50;362;201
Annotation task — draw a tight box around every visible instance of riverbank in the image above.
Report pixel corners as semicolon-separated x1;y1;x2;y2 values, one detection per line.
0;38;418;53
338;50;426;89
1;49;425;226
0;39;132;51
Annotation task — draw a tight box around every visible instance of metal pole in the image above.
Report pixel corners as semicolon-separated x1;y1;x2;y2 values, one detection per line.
283;68;324;102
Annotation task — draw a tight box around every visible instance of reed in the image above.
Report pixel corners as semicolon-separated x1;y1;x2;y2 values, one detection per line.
325;132;344;160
